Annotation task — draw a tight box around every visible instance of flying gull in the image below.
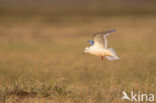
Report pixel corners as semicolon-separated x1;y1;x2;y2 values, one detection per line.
83;29;119;61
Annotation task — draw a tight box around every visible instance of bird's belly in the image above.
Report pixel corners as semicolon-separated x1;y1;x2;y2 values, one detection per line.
91;49;113;56
92;51;103;56
90;50;105;56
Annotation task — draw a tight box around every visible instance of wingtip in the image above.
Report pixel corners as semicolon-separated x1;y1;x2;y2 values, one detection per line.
88;40;94;46
92;29;117;37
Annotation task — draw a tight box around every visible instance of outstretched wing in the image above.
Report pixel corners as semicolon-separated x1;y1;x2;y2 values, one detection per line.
93;29;116;48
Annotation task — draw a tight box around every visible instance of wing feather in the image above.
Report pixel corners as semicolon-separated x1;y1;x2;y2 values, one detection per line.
93;29;116;48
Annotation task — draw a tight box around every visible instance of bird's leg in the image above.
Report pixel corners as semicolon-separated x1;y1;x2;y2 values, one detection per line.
101;56;104;61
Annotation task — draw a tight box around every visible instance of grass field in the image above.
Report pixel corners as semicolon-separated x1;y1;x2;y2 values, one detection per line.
0;15;156;103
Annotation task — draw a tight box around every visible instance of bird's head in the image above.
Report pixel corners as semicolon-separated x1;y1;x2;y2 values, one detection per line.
83;47;90;54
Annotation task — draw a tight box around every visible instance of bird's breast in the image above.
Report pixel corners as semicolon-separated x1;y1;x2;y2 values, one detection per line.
90;48;105;56
90;48;113;56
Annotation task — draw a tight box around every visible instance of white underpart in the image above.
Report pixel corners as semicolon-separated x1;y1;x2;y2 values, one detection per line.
89;46;119;61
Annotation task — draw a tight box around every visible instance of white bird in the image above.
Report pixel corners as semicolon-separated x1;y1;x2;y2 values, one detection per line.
84;29;119;61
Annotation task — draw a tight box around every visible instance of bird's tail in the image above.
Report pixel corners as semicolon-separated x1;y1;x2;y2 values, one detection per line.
105;48;119;61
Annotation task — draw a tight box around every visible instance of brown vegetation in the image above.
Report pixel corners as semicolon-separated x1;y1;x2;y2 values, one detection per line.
0;15;156;103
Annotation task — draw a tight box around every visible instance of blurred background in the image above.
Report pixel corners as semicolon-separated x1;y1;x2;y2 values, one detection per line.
0;0;156;103
0;0;156;15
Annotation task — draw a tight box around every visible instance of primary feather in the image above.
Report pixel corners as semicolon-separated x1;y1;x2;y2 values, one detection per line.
93;29;116;48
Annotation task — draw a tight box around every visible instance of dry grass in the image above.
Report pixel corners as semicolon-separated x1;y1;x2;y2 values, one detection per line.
0;15;156;103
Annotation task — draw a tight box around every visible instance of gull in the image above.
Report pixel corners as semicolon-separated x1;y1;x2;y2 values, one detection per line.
83;29;119;61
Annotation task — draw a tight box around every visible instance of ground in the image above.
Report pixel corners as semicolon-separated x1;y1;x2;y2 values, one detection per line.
0;15;156;103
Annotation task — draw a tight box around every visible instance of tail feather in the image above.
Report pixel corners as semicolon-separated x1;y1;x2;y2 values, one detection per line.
106;48;119;61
